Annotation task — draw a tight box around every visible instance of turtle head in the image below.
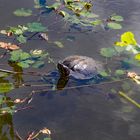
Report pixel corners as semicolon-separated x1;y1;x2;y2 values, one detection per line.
57;61;70;77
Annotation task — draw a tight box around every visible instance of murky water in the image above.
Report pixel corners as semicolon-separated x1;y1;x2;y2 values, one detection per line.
0;0;140;140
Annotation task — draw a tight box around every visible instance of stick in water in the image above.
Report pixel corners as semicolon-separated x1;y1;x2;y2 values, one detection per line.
119;91;140;108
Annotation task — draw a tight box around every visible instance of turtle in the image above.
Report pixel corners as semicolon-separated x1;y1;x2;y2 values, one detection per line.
57;55;104;80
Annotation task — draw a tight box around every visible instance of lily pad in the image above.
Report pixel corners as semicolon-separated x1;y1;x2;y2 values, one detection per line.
32;61;45;68
10;50;23;61
0;83;14;93
17;35;27;43
115;69;125;76
27;22;47;32
13;8;32;17
111;15;124;22
91;20;102;26
18;61;30;68
107;22;122;29
100;47;117;57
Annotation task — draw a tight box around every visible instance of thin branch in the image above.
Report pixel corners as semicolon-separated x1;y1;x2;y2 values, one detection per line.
29;77;129;94
15;130;23;140
0;68;51;76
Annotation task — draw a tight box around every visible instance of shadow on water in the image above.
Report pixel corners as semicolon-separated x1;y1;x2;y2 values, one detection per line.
0;0;140;140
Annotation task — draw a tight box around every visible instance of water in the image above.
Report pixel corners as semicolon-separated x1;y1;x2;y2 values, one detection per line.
0;0;140;140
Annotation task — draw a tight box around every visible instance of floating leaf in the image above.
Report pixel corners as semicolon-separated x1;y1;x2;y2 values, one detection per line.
99;71;109;77
115;69;125;76
115;32;137;47
19;52;31;60
9;49;48;69
59;11;66;17
91;20;102;26
27;22;47;32
123;58;140;67
44;138;51;140
13;8;32;17
134;53;140;60
10;50;22;61
0;30;7;35
17;35;27;43
111;15;124;21
18;61;30;68
80;11;98;18
32;61;45;68
100;47;117;57
0;83;14;93
107;22;122;29
0;42;20;50
9;25;28;35
54;41;64;48
41;128;51;135
46;2;61;10
30;49;44;56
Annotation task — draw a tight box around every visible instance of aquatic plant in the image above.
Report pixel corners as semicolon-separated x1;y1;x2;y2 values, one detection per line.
46;0;124;30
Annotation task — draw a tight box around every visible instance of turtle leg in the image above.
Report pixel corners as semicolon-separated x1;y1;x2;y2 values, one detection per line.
56;75;69;90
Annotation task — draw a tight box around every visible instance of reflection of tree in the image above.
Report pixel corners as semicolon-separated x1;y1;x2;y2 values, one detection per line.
9;62;24;87
0;113;16;140
0;77;17;139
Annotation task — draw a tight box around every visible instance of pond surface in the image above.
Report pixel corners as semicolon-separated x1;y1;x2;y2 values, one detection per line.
0;0;140;140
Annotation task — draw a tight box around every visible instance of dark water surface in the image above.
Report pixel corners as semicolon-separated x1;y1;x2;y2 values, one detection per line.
0;0;140;140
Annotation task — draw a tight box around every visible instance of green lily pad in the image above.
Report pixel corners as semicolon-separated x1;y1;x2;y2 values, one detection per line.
32;61;45;68
107;22;122;29
115;69;125;76
18;61;30;68
17;35;27;43
13;8;32;17
0;83;14;93
27;22;47;32
19;52;31;60
100;47;117;57
10;50;23;61
46;2;61;10
91;20;102;26
99;71;109;77
111;15;124;22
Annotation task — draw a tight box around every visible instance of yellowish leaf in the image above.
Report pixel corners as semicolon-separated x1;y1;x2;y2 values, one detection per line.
41;128;51;135
115;31;137;47
135;53;140;60
0;42;20;50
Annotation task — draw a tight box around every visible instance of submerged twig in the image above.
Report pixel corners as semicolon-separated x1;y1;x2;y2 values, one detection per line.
15;130;24;140
26;32;39;41
0;50;9;59
28;78;129;94
15;106;33;112
0;68;51;76
119;91;140;108
0;68;17;74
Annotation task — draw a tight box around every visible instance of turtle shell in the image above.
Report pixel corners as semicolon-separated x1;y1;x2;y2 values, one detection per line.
57;55;104;79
